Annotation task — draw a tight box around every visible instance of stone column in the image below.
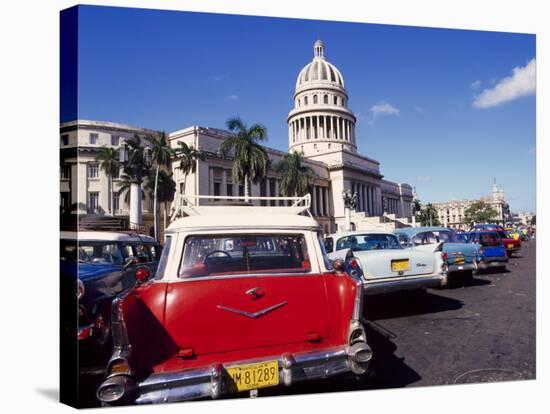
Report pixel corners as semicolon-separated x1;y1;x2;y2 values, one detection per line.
221;169;227;196
324;187;329;216
77;162;87;211
71;163;79;205
312;185;318;216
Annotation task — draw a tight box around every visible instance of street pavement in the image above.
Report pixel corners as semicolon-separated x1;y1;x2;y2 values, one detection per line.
78;240;536;406
262;239;536;396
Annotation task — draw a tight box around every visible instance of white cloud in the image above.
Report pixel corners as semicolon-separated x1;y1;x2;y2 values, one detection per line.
226;94;239;101
470;80;482;89
473;58;536;108
416;176;432;182
368;102;399;124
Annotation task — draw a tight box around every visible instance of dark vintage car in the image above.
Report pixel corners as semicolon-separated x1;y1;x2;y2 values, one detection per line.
61;231;161;359
96;196;372;405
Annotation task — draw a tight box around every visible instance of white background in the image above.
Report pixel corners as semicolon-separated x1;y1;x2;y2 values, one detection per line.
0;0;546;412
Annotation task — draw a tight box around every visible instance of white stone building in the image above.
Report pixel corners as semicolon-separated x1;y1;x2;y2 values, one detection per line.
60;120;157;216
432;181;512;228
60;41;414;234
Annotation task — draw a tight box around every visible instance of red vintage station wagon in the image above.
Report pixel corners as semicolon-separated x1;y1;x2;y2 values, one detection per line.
97;195;372;405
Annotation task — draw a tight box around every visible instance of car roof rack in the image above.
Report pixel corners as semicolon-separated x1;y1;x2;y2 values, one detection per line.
172;194;312;218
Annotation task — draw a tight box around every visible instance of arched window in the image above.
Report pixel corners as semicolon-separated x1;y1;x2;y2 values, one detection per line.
298;99;301;107
304;96;309;105
334;96;338;105
313;95;318;104
323;94;328;104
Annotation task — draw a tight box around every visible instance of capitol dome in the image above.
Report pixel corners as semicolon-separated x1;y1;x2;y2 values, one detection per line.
296;40;345;89
288;40;357;157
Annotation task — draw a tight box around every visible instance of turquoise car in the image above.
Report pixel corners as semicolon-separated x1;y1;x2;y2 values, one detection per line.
394;227;481;284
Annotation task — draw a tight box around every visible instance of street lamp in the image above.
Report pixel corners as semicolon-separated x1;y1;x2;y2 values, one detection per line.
119;139;152;230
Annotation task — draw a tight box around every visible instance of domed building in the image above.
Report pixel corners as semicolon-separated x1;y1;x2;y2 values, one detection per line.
60;40;414;234
289;40;358;156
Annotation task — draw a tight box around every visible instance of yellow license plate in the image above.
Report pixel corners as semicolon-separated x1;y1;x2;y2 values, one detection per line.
226;360;279;392
455;256;465;264
391;259;409;272
508;244;514;249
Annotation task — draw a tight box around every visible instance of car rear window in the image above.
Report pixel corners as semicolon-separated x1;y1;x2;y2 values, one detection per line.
179;234;310;278
479;233;501;246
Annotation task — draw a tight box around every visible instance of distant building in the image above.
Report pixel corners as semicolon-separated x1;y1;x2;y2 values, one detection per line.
432;181;512;229
518;211;536;226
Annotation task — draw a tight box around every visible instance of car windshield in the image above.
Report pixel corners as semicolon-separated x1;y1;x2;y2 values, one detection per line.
61;240;124;265
336;234;401;251
179;233;311;278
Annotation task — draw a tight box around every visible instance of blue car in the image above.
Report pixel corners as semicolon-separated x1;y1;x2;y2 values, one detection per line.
394;227;481;285
462;231;508;272
61;231;161;355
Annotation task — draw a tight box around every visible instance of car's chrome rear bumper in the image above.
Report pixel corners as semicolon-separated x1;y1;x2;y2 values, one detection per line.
448;262;477;273
478;257;508;269
363;274;446;295
97;343;372;405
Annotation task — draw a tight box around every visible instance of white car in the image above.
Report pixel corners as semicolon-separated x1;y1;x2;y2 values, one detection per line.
324;231;448;295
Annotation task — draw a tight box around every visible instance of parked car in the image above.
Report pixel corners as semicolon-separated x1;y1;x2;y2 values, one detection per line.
394;227;481;283
60;231;161;354
498;230;522;257
324;230;448;294
96;196;372;405
463;231;508;272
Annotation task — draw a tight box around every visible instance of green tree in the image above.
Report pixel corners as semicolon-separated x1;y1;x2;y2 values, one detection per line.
175;140;205;186
531;215;536;225
145;169;176;235
117;173;145;205
275;151;316;197
96;146;120;215
418;203;441;226
219;117;269;201
463;200;498;225
145;131;174;240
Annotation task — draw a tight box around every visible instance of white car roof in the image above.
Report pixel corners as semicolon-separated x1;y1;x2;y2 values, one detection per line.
61;231;156;243
167;212;320;233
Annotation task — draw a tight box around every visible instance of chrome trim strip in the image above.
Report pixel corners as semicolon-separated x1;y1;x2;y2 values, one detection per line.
216;301;288;319
364;274;444;295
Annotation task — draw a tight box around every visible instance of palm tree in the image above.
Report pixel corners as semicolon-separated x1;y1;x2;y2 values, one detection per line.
219;117;269;202
145;131;173;240
117;173;145;205
174;141;205;193
96;147;119;215
275;151;316;198
145;169;176;234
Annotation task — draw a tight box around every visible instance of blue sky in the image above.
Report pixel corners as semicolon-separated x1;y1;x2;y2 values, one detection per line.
69;5;536;213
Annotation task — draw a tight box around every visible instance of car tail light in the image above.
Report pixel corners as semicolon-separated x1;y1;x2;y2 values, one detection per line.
349;258;359;269
441;252;448;262
135;266;150;283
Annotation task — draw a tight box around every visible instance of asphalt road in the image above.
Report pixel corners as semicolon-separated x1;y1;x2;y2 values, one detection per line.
77;240;536;406
263;239;536;397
